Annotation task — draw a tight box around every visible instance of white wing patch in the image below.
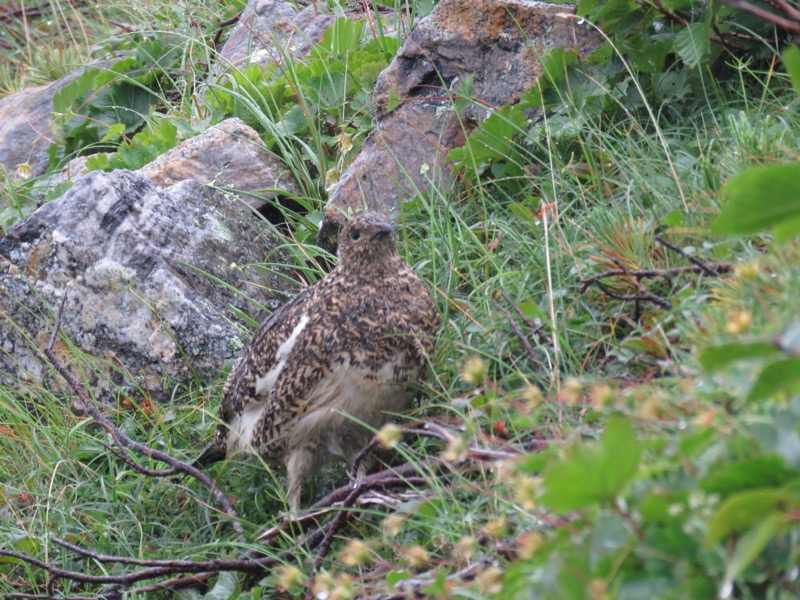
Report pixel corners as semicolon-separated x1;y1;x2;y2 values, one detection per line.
228;399;266;452
255;312;310;396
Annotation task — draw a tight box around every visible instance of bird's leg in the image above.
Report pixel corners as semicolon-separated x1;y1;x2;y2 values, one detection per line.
285;449;313;514
348;453;373;489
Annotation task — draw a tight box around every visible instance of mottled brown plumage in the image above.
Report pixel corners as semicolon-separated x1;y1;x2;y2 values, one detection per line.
196;212;438;511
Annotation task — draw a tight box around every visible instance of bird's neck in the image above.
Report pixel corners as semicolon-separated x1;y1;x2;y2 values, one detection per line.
337;253;404;280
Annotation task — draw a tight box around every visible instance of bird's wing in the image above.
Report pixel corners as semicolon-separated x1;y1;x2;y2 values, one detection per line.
218;284;318;424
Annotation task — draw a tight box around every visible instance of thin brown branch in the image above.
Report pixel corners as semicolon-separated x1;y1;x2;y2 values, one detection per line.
129;572;215;593
634;0;746;48
212;13;241;48
313;486;362;570
104;443;180;477
720;0;800;32
0;546;267;585
580;263;733;293
770;0;800;21
594;279;673;310
42;295;243;534
655;236;722;276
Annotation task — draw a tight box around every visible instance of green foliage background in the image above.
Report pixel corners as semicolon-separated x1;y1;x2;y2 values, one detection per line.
1;0;800;598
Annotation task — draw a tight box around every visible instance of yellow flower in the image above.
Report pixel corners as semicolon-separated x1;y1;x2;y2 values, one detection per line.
383;513;405;538
401;545;429;568
724;309;751;334
734;261;759;280
275;564;305;591
461;356;485;385
340;539;371;567
454;535;477;561
375;423;402;449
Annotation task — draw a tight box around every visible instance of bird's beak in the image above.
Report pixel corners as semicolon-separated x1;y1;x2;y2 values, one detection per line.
372;222;394;239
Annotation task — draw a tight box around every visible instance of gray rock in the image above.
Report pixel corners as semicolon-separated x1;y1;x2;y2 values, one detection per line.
0;170;295;403
318;0;602;249
213;0;335;77
139;118;300;209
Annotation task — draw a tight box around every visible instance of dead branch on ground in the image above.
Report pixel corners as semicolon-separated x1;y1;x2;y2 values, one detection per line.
580;238;733;314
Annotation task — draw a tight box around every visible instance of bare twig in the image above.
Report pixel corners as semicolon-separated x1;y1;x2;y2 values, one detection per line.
580;264;732;294
655;236;721;276
720;0;800;32
212;13;241;48
104;443;180;477
1;428;544;596
313;486;362;570
42;295;243;534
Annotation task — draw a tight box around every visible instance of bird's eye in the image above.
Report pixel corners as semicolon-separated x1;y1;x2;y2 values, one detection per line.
350;229;361;241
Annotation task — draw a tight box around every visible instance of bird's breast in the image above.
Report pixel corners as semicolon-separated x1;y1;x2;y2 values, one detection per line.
287;353;417;451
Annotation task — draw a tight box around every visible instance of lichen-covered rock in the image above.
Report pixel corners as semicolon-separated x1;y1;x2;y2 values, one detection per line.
138;118;299;209
0;170;295;403
318;0;602;249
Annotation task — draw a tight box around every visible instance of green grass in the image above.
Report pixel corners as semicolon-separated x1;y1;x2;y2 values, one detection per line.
2;0;800;598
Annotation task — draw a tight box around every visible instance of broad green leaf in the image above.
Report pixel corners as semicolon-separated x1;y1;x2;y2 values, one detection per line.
203;571;240;599
698;341;778;372
748;358;800;402
700;456;798;497
673;23;711;68
782;46;800;96
706;488;800;545
722;513;784;591
712;162;800;238
540;416;641;511
774;212;800;242
0;535;40;567
447;104;527;174
386;571;411;585
590;0;638;30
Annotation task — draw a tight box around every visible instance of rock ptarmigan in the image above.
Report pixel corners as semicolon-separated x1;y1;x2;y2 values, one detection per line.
195;212;439;511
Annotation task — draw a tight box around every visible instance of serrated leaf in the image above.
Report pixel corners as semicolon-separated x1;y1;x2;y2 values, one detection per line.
540;416;641;511
782;46;800;96
100;122;126;143
673;23;711;68
706;488;800;545
698;341;778;372
748;358;800;402
712;162;800;238
447;104;527;174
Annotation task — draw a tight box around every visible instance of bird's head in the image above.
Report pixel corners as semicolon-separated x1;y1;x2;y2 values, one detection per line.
336;212;399;270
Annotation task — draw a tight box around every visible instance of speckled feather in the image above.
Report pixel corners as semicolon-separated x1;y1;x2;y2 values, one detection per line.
197;212;438;510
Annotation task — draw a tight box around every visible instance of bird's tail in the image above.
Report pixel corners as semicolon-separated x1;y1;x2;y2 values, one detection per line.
192;441;226;470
